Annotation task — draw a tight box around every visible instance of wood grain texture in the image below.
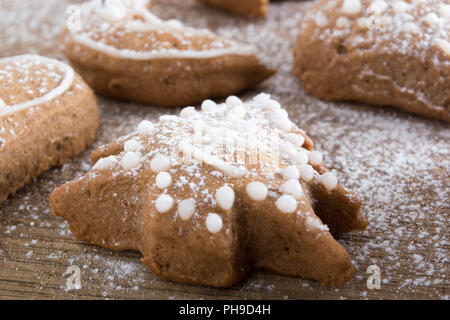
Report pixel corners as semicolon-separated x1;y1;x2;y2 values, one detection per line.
0;0;448;300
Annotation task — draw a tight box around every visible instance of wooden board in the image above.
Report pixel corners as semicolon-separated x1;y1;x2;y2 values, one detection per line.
0;0;448;300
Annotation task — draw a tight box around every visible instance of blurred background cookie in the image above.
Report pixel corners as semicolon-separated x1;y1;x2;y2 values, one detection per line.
293;0;450;122
61;0;274;107
198;0;269;17
0;54;99;204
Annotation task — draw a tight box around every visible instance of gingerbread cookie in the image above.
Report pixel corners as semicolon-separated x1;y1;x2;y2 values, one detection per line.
292;0;450;122
61;0;274;107
50;93;367;287
0;54;99;204
198;0;269;17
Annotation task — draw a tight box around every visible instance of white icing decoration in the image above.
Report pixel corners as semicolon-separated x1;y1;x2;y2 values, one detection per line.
246;182;268;201
93;155;117;170
319;172;338;191
280;179;303;200
215;185;235;210
0;55;75;118
401;22;419;34
178;198;196;220
150;154;171;173
308;150;323;165
205;213;223;233
440;4;450;19
275;195;297;214
70;0;256;60
124;139;140;152
341;0;361;15
155;171;172;189
155;194;174;213
274;117;293;132
137;120;154;135
121;151;141;170
299;164;314;182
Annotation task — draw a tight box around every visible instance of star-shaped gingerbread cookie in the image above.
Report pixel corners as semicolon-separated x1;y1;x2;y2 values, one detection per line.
50;94;367;287
61;0;274;107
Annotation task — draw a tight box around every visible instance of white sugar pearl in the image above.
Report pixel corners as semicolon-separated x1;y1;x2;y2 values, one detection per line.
155;194;174;213
357;17;369;29
166;19;183;29
226;96;242;107
367;0;387;15
178;198;196;220
341;0;361;15
99;1;127;21
275;195;297;214
282;166;300;180
336;16;350;28
440;4;450;19
402;22;418;34
280;179;304;200
392;1;408;14
279;142;297;156
314;12;329;27
285;134;305;147
274;117;293;132
299;164;314;182
201;99;216;112
93;155;117;170
215;186;235;210
264;99;282;111
424;12;440;27
155;172;172;189
150;154;171;173
121;152;141;170
305;216;329;232
253;93;271;104
137;120;154;135
246;182;268;201
319;172;338;191
206;213;223;233
159;115;178;122
124;139;140;152
308;151;323;165
179;106;196;119
435;38;450;57
293;150;309;166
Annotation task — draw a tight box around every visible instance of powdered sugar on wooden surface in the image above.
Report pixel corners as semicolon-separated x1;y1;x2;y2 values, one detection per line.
0;0;448;299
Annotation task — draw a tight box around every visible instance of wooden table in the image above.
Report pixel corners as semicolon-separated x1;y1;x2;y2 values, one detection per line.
0;0;448;300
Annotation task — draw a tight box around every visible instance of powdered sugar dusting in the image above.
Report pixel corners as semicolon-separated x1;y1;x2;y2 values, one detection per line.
0;0;448;299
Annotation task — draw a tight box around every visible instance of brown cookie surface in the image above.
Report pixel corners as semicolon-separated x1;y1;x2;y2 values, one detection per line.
61;0;274;107
292;0;450;122
198;0;269;17
50;93;367;287
0;54;99;204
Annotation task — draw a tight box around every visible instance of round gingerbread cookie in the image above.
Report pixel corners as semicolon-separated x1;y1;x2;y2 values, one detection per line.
0;54;99;204
292;0;450;122
60;0;274;107
50;93;367;287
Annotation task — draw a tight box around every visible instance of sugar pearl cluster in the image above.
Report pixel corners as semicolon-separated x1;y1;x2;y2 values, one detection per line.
92;94;337;234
